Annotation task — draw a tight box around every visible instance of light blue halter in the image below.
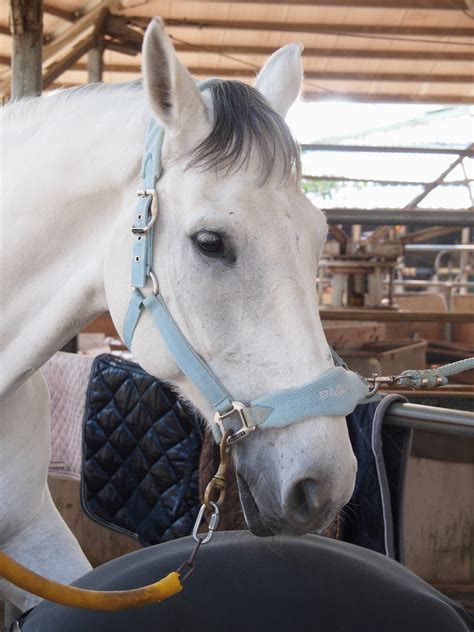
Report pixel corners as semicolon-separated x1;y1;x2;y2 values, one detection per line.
123;80;370;445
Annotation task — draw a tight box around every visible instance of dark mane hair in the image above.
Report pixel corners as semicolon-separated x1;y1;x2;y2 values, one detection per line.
187;80;301;184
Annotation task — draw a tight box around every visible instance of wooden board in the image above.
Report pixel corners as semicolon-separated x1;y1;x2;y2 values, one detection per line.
404;456;474;585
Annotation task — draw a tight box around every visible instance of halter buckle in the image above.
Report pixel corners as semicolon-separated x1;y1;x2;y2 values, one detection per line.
131;189;158;235
214;402;255;445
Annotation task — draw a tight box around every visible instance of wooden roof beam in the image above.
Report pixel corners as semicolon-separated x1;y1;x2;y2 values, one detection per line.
43;35;95;88
70;62;474;84
41;77;474;104
43;3;78;23
169;42;474;63
102;37;474;63
191;0;468;8
133;17;474;39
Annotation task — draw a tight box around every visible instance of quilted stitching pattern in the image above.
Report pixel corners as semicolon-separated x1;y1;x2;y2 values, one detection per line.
82;355;203;545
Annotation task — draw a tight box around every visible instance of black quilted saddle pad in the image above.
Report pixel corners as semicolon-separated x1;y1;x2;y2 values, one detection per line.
81;354;203;545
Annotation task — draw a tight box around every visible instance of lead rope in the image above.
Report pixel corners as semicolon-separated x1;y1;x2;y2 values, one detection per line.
0;432;232;612
367;357;474;397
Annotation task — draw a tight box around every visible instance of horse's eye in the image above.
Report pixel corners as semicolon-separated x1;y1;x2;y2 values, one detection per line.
193;230;225;257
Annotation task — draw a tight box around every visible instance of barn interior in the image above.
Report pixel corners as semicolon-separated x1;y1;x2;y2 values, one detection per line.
1;0;473;627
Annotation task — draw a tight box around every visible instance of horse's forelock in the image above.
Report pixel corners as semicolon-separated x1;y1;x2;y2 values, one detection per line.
187;81;302;184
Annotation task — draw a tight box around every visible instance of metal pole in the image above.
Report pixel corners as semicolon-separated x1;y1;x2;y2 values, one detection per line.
404;244;474;252
301;143;474;157
392;280;474;289
319;309;474;322
384;402;474;437
10;0;43;98
324;209;474;227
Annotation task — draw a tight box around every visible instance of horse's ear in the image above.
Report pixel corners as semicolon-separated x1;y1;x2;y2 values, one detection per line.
255;43;304;118
142;18;207;135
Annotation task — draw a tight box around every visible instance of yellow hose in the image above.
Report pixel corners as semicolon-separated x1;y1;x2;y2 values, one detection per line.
0;551;182;611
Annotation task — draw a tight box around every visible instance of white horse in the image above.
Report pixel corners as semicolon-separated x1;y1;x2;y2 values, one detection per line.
0;18;357;612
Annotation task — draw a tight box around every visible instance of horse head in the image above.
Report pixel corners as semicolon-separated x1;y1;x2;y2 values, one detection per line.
105;18;357;536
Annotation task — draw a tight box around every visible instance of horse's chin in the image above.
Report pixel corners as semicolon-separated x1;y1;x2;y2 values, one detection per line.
236;473;275;537
236;472;339;537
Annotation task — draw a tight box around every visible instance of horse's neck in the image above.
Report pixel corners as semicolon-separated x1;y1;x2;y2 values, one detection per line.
1;85;146;398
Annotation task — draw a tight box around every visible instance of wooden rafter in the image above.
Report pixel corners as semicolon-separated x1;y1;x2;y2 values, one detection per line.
43;3;77;22
101;23;474;62
67;62;474;85
42;1;117;62
169;43;474;63
42;80;474;104
127;17;474;39
190;0;467;8
43;35;95;87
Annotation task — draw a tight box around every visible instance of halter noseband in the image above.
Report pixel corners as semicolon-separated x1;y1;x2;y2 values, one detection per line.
123;80;370;445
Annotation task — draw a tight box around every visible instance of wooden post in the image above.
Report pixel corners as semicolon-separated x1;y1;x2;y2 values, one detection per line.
87;37;104;83
10;0;43;98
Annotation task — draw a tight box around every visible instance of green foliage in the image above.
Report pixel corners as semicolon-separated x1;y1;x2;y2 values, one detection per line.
302;178;344;200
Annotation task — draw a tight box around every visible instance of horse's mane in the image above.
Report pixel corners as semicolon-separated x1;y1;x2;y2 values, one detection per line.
188;80;302;184
2;79;301;184
0;80;142;125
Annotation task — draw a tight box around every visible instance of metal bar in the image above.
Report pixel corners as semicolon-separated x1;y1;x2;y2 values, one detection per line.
303;93;474;105
303;174;472;187
384;402;474;437
301;144;474;156
319;309;474;322
404;148;471;209
404;244;474;252
324;209;474;226
392;280;474;288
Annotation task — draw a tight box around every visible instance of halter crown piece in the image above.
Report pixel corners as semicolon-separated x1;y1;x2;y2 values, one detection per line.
123;80;370;445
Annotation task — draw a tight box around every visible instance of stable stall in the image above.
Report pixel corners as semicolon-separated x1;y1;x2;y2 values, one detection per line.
1;0;473;628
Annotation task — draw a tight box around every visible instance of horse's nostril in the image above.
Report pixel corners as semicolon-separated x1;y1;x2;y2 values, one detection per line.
288;478;323;523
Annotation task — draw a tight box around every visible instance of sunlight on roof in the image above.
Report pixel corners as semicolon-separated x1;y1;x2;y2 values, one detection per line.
287;101;474;210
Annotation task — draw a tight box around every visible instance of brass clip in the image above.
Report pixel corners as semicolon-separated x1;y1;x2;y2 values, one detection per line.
203;430;232;511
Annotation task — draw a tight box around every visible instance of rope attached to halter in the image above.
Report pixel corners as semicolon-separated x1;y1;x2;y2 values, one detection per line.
397;358;474;389
367;358;474;396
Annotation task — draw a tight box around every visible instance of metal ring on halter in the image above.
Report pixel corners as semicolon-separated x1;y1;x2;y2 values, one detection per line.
214;402;256;445
131;189;158;235
149;270;159;295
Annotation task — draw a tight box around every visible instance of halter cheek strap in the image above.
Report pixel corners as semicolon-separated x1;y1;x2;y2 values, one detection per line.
123;80;370;445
